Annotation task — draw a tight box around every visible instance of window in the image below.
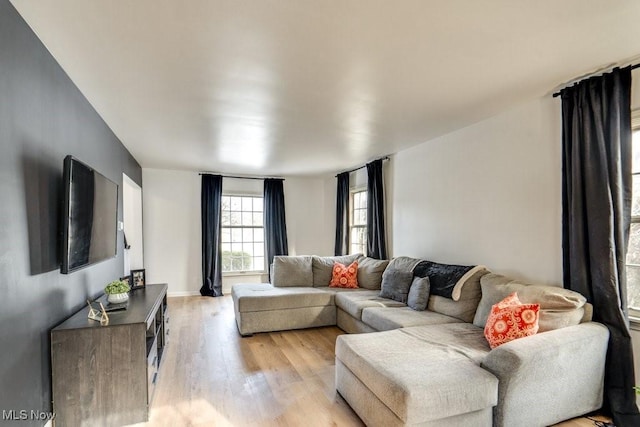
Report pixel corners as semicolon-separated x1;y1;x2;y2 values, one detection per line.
221;195;264;273
628;124;640;317
350;190;367;255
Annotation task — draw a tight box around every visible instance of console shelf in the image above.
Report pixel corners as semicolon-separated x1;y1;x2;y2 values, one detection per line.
51;283;168;426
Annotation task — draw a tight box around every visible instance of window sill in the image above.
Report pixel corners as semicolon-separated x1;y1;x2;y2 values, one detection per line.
222;272;266;278
630;317;640;331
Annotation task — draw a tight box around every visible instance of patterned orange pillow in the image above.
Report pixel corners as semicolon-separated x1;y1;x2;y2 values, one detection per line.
329;261;359;288
484;292;539;349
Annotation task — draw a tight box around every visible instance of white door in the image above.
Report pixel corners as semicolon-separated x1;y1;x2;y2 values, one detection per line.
122;173;144;274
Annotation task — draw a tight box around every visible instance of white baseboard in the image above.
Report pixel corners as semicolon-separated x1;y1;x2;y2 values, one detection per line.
167;290;201;297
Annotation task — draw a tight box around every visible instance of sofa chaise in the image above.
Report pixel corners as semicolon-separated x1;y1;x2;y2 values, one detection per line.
231;254;609;427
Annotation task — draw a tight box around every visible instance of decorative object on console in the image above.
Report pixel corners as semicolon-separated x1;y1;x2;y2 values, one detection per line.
329;261;359;288
378;267;413;303
484;292;539;349
130;268;146;290
104;279;131;303
87;300;109;325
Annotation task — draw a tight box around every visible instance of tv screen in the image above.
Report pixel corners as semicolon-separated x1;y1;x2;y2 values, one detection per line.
61;156;118;274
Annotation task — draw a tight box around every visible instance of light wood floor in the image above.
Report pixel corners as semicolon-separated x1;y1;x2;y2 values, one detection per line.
129;295;610;427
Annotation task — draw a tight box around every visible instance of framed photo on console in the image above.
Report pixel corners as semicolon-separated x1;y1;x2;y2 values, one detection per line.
120;275;131;287
130;269;146;291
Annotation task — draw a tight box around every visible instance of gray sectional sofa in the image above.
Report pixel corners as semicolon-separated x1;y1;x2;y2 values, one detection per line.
231;254;609;427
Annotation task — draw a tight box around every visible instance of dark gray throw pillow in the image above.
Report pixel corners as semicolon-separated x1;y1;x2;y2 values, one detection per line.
407;276;431;311
379;268;414;303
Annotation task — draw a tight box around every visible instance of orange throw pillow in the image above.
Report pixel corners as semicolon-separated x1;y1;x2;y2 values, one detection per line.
329;261;359;288
484;292;539;349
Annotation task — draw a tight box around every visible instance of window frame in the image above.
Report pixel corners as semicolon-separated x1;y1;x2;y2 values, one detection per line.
627;110;640;320
349;188;367;256
220;193;266;275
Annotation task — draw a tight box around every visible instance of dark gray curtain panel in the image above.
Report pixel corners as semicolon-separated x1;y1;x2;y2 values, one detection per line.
334;172;350;256
366;159;387;259
561;66;640;426
264;178;289;272
200;174;223;297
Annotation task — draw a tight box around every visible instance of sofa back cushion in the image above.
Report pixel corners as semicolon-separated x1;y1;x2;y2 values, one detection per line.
426;267;486;322
473;273;587;332
311;254;361;287
356;256;390;290
272;256;313;287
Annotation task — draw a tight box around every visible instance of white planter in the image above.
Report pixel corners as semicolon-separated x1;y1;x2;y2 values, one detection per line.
107;292;129;304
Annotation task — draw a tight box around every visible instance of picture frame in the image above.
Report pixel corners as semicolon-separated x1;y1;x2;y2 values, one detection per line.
119;275;131;287
130;269;146;291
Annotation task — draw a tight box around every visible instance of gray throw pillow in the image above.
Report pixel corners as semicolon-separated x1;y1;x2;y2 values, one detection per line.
379;268;414;304
407;276;430;311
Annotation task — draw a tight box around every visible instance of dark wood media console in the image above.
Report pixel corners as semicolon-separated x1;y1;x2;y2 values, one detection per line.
51;283;169;426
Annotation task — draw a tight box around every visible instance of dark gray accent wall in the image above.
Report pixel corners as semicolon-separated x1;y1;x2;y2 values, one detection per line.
0;1;142;424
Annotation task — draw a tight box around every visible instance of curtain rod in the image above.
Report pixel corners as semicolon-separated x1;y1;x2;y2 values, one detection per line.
198;173;284;181
335;156;390;177
552;63;640;98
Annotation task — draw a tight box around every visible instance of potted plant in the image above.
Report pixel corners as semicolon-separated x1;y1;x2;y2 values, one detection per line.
104;279;131;304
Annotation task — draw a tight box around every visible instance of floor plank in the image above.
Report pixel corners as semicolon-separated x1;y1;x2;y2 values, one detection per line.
128;295;609;427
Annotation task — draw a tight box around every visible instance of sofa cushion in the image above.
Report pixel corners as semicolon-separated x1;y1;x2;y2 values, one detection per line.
272;256;313;287
407;276;430;311
232;283;334;312
335;328;498;424
356;256;390;290
426;267;485;322
484;292;540;349
312;254;361;287
361;306;462;331
413;261;488;300
335;291;405;320
379;268;414;303
329;260;359;288
400;323;492;363
473;273;587;331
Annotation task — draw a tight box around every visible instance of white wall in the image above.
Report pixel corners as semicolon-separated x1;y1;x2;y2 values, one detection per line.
142;170;333;295
143;169;202;296
392;96;562;284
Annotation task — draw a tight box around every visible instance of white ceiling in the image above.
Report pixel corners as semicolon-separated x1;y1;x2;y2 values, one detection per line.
10;0;640;176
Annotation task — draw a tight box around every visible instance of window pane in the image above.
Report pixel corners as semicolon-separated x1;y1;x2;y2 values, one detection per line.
230;196;242;210
221;210;230;226
230;211;241;225
221;243;231;253
242;212;252;226
221;228;231;243
254;256;264;270
231;242;242;253
221;196;230;210
254;242;264;256
254;198;263;212
253;212;263;226
627;265;640;310
254;228;264;242
633;174;640;217
633;131;640;174
627;223;640;265
242;242;253;255
242;256;253;271
359;192;367;209
242;228;253;242
242;197;253;212
231;228;242;242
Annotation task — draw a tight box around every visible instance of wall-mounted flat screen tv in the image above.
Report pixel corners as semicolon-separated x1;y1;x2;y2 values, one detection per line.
61;156;118;274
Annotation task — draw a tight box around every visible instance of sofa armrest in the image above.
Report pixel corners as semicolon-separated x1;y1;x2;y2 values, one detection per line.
481;322;609;427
